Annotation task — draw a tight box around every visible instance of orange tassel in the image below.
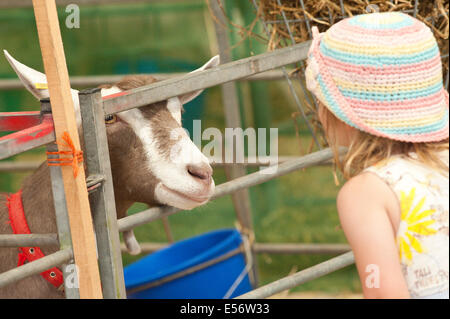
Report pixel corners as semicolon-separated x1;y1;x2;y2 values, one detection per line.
46;131;83;178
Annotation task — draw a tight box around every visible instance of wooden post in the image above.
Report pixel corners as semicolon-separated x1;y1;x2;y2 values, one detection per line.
32;0;103;298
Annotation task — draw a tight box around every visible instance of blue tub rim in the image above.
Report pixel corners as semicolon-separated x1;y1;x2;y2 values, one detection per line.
124;228;244;290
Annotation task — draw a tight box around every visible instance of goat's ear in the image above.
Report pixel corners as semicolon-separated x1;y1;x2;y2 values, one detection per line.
5;50;82;127
4;50;51;100
179;55;220;105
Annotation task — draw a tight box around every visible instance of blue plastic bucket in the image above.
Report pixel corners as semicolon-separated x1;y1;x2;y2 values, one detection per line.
124;229;252;299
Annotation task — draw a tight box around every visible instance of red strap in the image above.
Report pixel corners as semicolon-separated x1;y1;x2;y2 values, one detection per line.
7;190;64;289
102;90;130;100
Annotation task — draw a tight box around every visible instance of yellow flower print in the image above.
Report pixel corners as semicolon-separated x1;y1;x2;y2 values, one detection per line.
397;188;437;263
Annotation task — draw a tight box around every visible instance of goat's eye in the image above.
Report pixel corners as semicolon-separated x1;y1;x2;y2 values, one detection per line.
105;114;117;124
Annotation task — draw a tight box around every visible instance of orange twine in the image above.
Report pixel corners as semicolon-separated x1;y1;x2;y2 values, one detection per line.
46;131;83;178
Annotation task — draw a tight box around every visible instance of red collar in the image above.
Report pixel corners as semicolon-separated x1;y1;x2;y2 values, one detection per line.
7;190;64;290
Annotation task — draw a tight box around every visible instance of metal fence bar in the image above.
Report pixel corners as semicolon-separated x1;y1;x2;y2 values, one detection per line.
120;242;351;255
102;40;311;115
236;251;355;299
211;0;259;288
40;99;80;299
0;234;58;247
0;236;349;254
0;70;291;90
0;156;335;172
0;114;55;161
0;0;183;8
0;249;73;289
0;112;42;131
253;243;350;255
210;147;344;200
79;88;126;299
117;147;344;233
0;161;42;172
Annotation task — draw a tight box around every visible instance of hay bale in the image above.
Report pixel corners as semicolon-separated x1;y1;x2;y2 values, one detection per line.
229;0;449;71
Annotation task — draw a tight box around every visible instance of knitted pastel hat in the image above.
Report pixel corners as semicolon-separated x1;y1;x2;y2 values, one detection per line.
305;12;449;143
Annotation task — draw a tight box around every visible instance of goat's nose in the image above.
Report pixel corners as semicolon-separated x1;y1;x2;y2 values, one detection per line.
187;163;212;183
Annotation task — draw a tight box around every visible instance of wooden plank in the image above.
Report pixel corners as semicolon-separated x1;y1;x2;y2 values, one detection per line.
32;0;102;299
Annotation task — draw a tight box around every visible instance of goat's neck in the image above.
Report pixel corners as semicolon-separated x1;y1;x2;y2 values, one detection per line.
20;162;58;234
21;160;137;243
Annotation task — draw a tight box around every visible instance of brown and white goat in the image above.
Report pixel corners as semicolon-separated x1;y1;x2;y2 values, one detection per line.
0;51;219;298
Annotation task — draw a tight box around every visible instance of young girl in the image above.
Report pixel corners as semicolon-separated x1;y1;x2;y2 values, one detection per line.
305;12;449;299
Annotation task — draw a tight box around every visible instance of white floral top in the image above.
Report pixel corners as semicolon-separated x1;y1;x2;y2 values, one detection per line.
365;151;449;299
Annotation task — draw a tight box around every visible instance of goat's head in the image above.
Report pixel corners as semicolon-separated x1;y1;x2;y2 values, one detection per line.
4;50;218;220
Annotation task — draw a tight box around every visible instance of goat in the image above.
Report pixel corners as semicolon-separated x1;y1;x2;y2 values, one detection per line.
0;51;219;298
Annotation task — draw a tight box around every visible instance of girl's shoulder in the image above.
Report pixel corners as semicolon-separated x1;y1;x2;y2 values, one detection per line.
337;169;395;219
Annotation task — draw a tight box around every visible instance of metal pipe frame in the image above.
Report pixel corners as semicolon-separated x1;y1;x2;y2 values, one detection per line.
0;249;73;289
0;156;334;172
0;114;55;160
0;42;310;161
0;161;42;172
0;0;185;8
0;70;292;90
102;40;311;115
119;242;351;255
210;0;259;288
236;251;355;299
0;234;58;247
0;112;42;131
79;88;126;299
41;98;80;299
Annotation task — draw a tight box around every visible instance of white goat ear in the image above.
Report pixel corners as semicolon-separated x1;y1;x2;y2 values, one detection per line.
179;55;220;105
5;50;82;127
4;50;51;100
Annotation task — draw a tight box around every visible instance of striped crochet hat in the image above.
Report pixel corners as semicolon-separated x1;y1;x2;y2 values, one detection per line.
305;12;449;143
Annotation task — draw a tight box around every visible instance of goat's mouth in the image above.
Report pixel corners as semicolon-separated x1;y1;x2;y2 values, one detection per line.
159;183;213;208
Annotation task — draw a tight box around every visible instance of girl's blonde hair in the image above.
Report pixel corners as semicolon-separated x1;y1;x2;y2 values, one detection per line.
321;106;449;181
